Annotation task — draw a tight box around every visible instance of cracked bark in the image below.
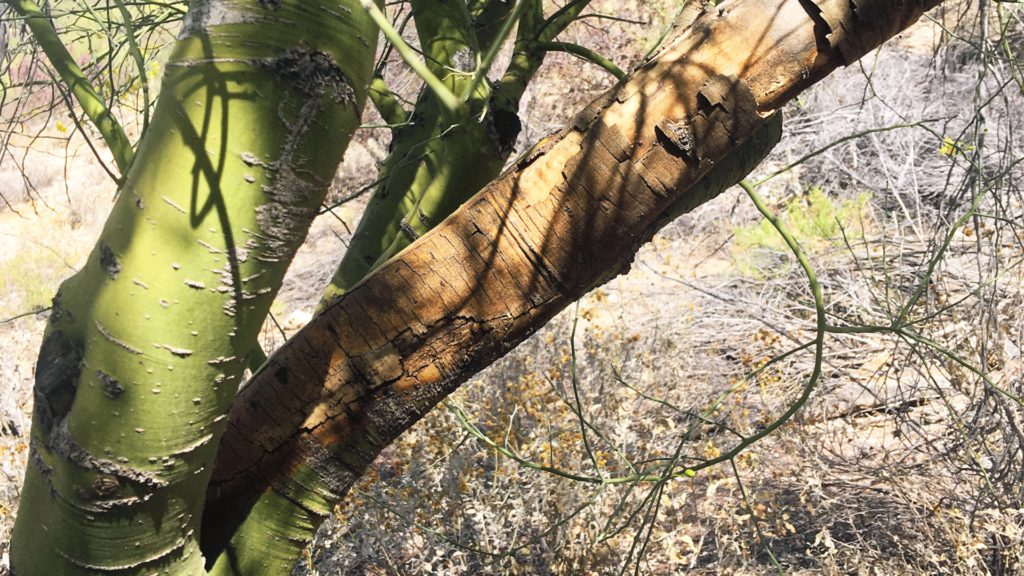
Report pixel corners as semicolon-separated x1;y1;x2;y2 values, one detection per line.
203;0;942;570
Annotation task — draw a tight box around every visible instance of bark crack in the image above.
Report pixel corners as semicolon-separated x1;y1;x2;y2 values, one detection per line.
95;320;144;355
46;420;169;490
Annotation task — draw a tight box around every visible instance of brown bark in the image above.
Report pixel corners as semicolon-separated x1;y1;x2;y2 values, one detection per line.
203;0;942;541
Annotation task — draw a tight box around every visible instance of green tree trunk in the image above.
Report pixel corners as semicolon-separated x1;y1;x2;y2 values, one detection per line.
9;0;377;573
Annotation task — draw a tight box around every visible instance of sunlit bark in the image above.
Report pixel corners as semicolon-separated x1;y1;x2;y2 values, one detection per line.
10;0;377;573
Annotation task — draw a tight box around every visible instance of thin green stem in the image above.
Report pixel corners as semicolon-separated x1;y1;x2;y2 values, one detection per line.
462;0;530;100
8;0;134;173
751;121;929;187
678;181;827;476
539;364;638;474
111;0;150;134
638;0;692;65
570;301;603;480
535;0;590;42
361;0;465;116
531;40;625;80
0;307;51;325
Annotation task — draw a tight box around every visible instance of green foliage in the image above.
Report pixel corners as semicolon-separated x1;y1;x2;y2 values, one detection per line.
734;187;870;251
732;187;869;278
0;244;72;318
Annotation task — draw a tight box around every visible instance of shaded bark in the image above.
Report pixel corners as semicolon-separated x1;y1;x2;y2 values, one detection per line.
200;0;942;570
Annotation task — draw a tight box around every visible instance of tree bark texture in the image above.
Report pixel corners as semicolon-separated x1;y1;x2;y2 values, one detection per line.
10;0;377;573
200;0;943;570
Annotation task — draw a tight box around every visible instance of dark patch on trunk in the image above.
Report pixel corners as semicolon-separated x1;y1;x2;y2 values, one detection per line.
99;242;121;280
258;47;353;105
416;208;431;227
486;106;522;159
399;220;420;242
274;363;289;386
49;289;71;324
98;370;125;399
34;330;83;434
257;0;282;10
30;443;54;490
28;443;63;507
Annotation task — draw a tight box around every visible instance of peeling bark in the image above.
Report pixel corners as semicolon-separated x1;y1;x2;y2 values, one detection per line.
202;0;943;567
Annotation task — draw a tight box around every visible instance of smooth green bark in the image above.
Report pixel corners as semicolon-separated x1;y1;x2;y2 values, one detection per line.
10;0;376;573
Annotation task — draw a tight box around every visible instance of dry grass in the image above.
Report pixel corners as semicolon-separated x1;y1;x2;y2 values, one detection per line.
3;2;1024;575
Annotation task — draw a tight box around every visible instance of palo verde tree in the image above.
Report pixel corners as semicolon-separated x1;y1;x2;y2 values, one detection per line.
3;0;944;574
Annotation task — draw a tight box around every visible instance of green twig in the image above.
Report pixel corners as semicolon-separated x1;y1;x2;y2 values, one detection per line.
8;0;134;173
531;40;625;80
637;0;694;65
360;0;465;116
535;0;590;42
676;180;827;476
751;121;930;187
462;0;530;100
570;301;603;479
111;0;150;134
0;307;51;325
